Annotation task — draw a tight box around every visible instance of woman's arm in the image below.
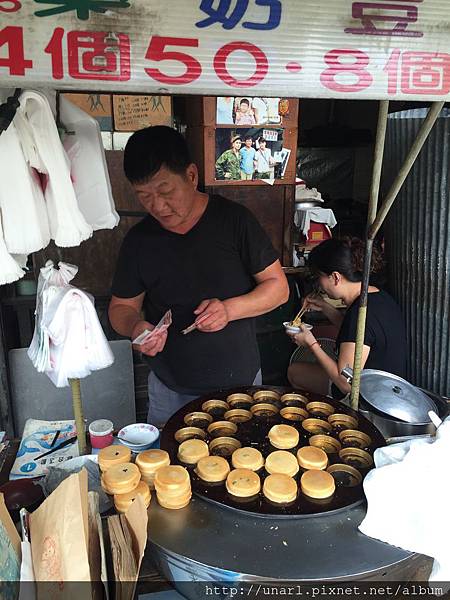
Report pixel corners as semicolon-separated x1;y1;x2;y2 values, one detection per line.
291;329;370;393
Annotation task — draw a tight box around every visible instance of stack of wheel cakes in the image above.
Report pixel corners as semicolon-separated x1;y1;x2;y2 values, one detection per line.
99;445;188;512
161;388;384;516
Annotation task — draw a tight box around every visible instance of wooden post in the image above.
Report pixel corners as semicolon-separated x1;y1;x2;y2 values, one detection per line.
69;377;86;455
350;101;444;410
350;101;389;410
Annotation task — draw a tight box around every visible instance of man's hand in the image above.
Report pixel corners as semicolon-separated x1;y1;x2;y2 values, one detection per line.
131;320;167;357
193;298;229;332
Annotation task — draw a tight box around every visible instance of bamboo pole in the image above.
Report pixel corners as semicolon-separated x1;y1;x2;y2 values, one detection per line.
369;101;445;239
350;101;389;410
350;101;444;410
69;377;86;455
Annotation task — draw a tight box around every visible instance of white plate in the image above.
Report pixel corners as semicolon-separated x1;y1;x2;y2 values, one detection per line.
117;423;159;450
283;321;313;334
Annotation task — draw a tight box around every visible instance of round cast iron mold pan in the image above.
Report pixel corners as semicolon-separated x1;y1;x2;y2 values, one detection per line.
160;385;385;519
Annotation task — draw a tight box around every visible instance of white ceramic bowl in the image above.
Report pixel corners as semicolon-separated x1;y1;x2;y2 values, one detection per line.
117;423;159;451
283;322;313;335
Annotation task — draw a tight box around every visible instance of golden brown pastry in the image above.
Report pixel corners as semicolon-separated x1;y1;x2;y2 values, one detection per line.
102;463;141;495
225;469;261;498
265;450;299;477
263;473;298;504
268;424;299;449
136;449;170;474
196;456;230;483
300;469;335;499
98;445;131;472
114;480;151;513
154;465;191;496
155;464;192;510
135;449;170;489
177;439;209;464
157;490;192;510
297;446;328;470
231;447;264;471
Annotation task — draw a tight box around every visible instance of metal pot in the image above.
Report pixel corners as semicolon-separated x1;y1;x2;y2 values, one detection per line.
295;200;322;210
341;367;449;439
358;390;449;439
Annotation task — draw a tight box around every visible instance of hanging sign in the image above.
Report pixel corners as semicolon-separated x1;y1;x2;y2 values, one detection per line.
112;95;172;131
1;0;449;100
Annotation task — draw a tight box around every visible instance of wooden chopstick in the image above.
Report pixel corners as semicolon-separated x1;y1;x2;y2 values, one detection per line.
292;304;308;326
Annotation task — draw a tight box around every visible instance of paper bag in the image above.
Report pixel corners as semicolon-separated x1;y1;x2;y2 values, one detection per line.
88;492;109;600
107;494;148;600
0;492;21;560
30;470;91;600
123;494;148;573
0;492;21;599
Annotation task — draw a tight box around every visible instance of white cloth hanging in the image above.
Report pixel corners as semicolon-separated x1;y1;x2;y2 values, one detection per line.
0;213;25;285
294;207;337;236
16;91;93;248
0;122;50;255
59;96;119;231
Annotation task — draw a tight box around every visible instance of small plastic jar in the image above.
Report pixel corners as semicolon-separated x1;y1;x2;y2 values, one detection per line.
89;419;114;449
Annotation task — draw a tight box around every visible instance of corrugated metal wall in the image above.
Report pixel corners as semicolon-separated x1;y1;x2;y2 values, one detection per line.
383;108;450;397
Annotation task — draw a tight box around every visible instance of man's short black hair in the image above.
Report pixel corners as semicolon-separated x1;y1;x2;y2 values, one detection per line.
124;126;192;183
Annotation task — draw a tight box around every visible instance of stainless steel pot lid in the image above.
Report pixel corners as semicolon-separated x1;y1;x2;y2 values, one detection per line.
342;368;437;424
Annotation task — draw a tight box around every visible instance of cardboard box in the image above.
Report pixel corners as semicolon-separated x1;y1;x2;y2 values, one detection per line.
307;222;332;243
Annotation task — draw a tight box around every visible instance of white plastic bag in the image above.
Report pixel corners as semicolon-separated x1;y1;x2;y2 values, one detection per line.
60;96;119;231
17;91;93;247
28;261;114;387
359;417;450;587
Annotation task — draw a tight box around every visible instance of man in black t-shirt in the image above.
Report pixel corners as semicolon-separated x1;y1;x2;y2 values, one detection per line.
109;126;289;427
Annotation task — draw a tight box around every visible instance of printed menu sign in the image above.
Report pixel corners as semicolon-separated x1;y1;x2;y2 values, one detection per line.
113;95;172;131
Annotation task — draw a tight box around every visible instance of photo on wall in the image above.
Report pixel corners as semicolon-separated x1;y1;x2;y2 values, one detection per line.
215;127;285;182
216;97;284;126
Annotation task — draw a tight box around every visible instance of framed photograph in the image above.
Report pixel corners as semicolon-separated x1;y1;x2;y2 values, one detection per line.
214;127;284;182
216;97;283;126
198;97;298;186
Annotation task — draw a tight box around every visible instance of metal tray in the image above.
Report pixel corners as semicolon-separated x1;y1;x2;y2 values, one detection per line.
160;386;386;518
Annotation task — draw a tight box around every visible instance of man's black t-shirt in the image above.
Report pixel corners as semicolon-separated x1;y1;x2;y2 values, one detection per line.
111;195;278;395
336;289;407;377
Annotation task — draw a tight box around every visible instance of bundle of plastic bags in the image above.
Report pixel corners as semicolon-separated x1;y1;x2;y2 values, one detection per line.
0;89;119;285
28;261;114;387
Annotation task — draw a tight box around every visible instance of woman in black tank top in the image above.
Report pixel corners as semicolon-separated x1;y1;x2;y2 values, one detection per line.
286;238;407;398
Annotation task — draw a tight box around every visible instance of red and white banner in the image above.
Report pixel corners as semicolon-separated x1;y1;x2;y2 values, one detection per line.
1;0;450;100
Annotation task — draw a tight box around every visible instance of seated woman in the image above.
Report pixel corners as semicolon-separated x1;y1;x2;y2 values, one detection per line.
287;238;407;399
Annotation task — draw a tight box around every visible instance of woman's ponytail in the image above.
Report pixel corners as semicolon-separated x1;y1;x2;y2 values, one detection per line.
308;237;385;283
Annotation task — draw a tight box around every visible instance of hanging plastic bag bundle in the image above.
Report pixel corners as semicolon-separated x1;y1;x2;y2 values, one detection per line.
28;261;114;387
15;91;93;248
